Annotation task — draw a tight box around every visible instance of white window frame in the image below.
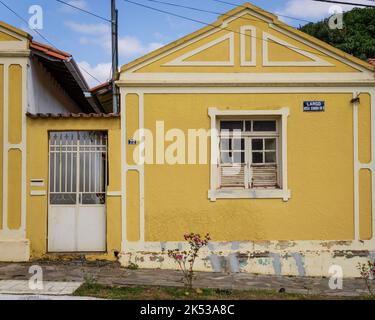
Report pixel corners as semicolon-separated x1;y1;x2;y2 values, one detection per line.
208;107;291;202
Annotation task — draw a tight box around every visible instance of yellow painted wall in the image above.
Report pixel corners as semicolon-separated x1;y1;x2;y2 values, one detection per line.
127;171;140;242
8;149;21;230
126;94;139;166
26;117;122;259
268;41;312;62
8;65;22;145
359;93;372;164
0;31;20;41
186;38;230;62
0;64;3;230
137;92;364;242
244;29;252;62
359;169;372;240
7;64;23;230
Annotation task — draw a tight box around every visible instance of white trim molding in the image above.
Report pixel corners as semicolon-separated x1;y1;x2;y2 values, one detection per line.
30;179;44;187
121;91;146;251
353;91;375;241
30;190;46;196
118;72;375;85
240;26;256;66
164;33;235;67
120;91;127;251
107;191;122;197
0;60;28;238
208;107;291;202
263;32;333;67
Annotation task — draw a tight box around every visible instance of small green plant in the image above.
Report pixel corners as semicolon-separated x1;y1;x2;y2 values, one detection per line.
357;260;375;296
83;271;97;289
168;233;211;289
126;262;139;270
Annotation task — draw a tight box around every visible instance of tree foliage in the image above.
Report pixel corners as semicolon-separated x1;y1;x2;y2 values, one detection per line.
299;8;375;61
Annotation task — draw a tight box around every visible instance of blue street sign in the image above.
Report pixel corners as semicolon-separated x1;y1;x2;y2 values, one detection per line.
303;101;325;112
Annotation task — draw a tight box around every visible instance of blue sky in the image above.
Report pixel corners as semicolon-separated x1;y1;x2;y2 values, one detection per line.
0;0;373;86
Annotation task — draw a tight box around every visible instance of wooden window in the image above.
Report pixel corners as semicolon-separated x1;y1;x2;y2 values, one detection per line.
219;119;280;189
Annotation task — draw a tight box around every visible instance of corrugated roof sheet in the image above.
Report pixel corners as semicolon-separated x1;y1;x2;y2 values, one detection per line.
26;112;120;119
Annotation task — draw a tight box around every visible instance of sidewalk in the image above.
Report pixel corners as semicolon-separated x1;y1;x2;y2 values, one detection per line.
0;261;371;297
0;294;101;300
0;280;81;295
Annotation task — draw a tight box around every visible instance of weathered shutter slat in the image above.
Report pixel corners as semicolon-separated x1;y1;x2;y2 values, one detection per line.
251;165;278;188
220;165;245;187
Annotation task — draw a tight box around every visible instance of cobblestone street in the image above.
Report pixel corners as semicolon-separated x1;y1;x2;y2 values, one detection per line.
0;261;372;297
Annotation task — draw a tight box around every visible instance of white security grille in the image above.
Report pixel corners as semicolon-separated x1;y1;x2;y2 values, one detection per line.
49;131;108;205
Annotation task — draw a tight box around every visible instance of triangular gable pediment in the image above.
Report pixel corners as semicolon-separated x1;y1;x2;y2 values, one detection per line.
165;33;234;66
121;2;374;82
0;21;30;51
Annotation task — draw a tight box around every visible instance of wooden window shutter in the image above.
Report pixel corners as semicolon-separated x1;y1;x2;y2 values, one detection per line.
220;164;245;187
251;165;278;188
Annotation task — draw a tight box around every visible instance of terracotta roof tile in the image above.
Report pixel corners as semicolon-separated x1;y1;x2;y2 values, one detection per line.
368;58;375;66
90;81;112;93
30;41;72;61
26;112;120;119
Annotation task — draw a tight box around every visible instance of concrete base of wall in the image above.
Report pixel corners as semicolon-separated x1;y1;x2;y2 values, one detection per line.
0;239;30;262
119;249;375;278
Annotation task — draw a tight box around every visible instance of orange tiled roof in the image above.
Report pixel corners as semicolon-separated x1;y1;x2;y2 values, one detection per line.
90;81;112;93
26;112;120;119
30;41;71;61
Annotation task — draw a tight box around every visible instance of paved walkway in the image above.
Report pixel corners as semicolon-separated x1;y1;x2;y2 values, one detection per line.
0;294;100;300
0;261;372;297
0;280;81;295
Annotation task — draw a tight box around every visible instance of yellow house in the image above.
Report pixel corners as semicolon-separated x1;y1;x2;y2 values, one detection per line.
1;2;375;278
117;3;375;277
0;20;122;262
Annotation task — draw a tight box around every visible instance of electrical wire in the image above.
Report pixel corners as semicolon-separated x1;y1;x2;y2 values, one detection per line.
311;0;375;7
56;0;112;22
122;0;335;60
141;0;314;28
0;0;102;84
210;0;315;23
0;0;55;46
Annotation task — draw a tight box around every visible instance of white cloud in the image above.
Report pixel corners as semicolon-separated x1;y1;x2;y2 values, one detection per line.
278;0;357;21
65;21;163;58
78;61;112;88
116;36;163;57
153;32;168;41
67;0;87;9
165;16;190;29
60;0;88;12
64;21;110;35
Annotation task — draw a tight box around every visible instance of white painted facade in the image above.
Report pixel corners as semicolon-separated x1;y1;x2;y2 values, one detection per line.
27;56;81;114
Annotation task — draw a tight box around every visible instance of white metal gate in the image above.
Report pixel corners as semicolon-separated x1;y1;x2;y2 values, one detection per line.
48;131;107;252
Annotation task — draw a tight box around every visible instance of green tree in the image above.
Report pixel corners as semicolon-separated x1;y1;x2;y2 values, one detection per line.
299;8;375;61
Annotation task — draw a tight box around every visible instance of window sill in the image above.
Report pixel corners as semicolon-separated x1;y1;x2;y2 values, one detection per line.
208;188;291;202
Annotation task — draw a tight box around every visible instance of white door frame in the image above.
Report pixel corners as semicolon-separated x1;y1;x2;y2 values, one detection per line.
47;131;108;253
